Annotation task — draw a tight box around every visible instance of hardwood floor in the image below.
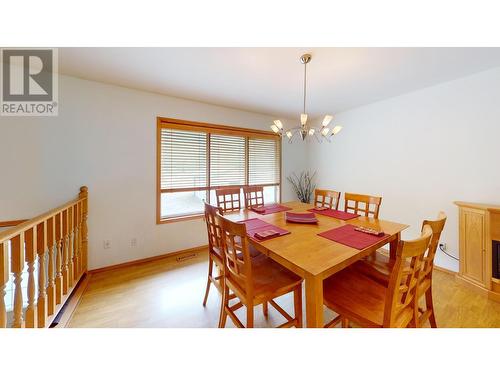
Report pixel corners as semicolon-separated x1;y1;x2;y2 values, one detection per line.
68;251;500;328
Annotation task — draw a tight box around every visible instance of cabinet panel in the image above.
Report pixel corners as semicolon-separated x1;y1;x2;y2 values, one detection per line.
462;209;486;286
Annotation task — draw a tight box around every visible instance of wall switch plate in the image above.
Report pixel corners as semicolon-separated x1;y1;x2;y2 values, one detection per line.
103;240;111;249
131;238;137;247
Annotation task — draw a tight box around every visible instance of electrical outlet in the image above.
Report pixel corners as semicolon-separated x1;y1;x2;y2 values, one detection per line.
103;240;111;249
131;238;137;247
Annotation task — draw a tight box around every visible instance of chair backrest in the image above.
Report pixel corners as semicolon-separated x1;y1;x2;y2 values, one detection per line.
314;189;341;210
344;192;382;218
204;202;223;256
420;212;447;282
384;225;433;327
243;186;264;209
217;214;253;297
215;187;242;212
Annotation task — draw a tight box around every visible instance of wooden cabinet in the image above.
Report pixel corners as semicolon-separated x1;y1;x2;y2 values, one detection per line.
455;201;500;301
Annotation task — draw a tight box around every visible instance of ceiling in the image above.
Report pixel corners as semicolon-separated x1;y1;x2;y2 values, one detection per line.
59;47;500;118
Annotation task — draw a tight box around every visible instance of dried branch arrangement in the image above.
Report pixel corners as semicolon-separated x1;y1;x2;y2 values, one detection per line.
287;171;317;203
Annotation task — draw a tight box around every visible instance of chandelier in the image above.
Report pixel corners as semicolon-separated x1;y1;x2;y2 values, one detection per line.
271;54;342;143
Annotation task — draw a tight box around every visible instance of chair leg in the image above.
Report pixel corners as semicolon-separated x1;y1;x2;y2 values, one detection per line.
341;317;349;328
202;259;214;306
217;277;226;328
219;285;229;328
247;305;254;328
293;285;303;328
262;301;268;318
425;286;437;328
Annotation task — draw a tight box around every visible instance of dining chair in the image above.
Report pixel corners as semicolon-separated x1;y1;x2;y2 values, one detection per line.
322;225;433;328
215;187;242;212
202;202;261;317
344;192;382;218
243;185;264;209
202;202;225;325
216;214;303;328
353;212;447;327
314;189;341;210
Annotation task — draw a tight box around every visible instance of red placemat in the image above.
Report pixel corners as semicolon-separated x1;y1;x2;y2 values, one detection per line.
308;208;359;220
318;224;389;250
252;204;292;215
239;218;290;242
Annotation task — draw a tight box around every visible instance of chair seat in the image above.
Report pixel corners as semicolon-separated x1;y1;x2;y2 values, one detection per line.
323;267;413;328
353;251;394;286
250;254;302;304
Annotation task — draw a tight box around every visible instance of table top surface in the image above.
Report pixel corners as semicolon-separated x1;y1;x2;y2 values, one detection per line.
224;201;409;278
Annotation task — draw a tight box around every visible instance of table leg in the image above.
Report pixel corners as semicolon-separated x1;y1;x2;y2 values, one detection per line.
305;275;323;328
389;232;401;259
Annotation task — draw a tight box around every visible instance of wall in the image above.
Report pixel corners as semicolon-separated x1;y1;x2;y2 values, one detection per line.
308;67;500;271
0;75;308;269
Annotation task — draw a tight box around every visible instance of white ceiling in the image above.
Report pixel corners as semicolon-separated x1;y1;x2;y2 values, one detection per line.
59;47;500;118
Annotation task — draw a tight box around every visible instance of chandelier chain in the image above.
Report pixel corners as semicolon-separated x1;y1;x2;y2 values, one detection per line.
303;60;307;115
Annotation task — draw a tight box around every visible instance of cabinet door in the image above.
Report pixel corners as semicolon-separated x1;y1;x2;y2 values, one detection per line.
460;208;486;286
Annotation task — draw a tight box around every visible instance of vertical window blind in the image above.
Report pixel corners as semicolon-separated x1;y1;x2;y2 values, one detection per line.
158;119;281;221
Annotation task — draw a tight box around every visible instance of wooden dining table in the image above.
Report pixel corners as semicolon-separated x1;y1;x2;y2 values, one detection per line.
224;201;409;328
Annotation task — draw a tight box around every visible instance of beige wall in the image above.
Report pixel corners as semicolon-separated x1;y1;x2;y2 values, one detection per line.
0;75;308;269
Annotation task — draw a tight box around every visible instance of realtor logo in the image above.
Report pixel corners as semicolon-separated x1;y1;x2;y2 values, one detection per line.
1;48;58;116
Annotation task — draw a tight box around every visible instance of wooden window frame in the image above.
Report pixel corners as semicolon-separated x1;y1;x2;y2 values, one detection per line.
156;117;282;224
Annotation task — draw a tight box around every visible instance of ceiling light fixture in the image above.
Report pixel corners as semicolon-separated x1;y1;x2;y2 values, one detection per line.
271;54;342;143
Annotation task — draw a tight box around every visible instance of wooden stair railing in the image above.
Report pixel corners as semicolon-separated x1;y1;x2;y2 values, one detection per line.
0;186;88;328
0;219;28;228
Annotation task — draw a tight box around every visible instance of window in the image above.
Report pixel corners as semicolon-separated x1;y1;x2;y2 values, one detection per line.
157;118;281;222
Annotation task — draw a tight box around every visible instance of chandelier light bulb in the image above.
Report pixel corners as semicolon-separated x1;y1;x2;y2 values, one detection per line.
332;125;343;135
274;119;283;130
300;113;308;126
322;115;333;127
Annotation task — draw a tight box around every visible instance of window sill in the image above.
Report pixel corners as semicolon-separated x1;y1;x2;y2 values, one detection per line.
157;213;204;224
